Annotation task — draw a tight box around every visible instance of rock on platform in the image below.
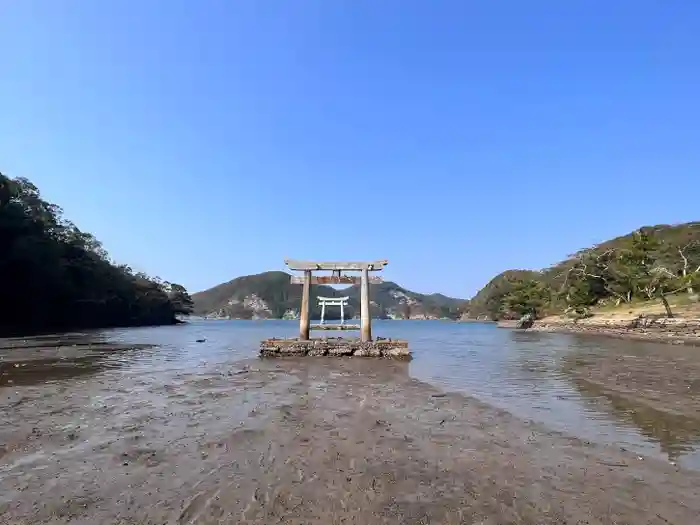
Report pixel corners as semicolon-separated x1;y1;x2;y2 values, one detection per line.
259;337;411;360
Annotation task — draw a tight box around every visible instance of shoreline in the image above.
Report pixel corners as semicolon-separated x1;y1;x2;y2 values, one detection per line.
0;318;185;340
528;315;700;346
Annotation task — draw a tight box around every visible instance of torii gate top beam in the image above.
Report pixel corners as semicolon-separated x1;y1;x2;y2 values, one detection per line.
284;260;388;272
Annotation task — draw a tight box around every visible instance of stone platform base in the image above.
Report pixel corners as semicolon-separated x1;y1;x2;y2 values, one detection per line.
259;337;411;360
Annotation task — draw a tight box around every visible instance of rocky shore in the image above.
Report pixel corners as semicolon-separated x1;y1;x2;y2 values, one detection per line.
529;315;700;346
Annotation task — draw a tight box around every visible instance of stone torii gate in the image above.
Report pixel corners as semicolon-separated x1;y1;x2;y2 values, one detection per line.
285;260;387;342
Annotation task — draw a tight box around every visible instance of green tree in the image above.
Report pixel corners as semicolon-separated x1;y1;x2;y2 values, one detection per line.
623;230;682;316
1;171;193;336
167;283;194;315
557;277;599;318
662;240;700;297
502;279;551;319
612;229;694;317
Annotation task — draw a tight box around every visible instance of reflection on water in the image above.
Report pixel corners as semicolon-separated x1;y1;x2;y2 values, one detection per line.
397;321;700;469
570;375;700;462
2;319;700;470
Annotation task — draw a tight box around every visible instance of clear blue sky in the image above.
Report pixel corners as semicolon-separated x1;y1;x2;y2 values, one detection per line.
2;1;699;298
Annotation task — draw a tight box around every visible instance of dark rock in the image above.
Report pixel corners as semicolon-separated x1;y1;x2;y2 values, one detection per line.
328;346;354;356
515;313;535;329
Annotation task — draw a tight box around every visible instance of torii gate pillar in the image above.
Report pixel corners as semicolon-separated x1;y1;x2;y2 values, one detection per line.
299;270;311;340
360;267;371;342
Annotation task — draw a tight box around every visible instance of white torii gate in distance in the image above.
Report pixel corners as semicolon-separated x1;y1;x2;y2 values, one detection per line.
317;296;349;325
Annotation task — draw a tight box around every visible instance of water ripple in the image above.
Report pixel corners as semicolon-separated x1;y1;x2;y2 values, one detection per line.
3;319;700;470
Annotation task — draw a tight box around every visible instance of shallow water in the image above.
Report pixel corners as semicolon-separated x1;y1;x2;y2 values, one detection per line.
2;319;700;470
404;321;700;469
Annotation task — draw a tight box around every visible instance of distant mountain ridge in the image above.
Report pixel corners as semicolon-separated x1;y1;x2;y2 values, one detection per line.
192;271;465;320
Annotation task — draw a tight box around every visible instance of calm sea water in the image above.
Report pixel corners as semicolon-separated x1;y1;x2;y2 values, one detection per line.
6;319;700;470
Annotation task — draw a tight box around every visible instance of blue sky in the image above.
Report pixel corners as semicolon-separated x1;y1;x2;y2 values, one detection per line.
2;1;699;298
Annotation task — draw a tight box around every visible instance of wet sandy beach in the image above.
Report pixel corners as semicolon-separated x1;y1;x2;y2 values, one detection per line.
2;334;700;525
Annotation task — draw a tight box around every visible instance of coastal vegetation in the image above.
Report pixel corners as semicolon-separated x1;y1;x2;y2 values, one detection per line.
0;172;193;336
466;223;700;321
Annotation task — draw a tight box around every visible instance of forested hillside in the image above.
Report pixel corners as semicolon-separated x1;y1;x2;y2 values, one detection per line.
0;173;193;336
465;223;700;320
192;271;338;319
192;273;464;320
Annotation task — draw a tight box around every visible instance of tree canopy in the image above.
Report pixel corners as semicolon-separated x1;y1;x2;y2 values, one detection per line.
465;224;700;320
502;279;551;318
0;172;193;336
